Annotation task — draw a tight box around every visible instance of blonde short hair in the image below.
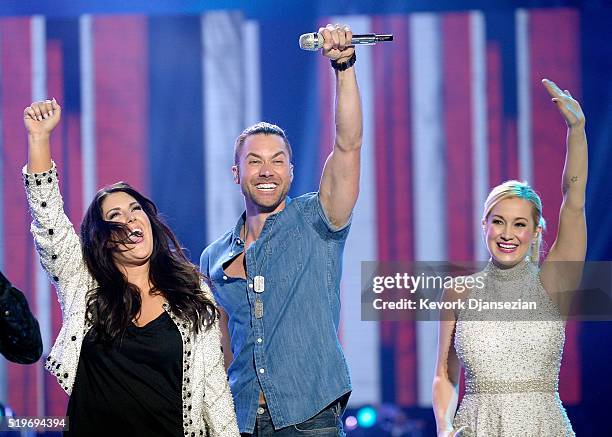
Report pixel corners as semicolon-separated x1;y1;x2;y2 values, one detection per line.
483;180;546;262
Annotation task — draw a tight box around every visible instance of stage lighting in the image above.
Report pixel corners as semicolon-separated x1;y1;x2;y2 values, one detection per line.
345;415;358;431
356;406;377;428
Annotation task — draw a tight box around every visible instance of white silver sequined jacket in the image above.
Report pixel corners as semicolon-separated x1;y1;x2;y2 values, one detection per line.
23;164;239;437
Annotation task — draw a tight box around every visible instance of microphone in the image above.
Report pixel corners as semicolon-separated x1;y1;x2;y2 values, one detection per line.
299;32;393;51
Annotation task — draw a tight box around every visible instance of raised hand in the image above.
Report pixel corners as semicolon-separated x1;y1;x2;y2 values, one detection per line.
24;99;60;173
318;23;355;63
23;98;61;137
542;79;585;129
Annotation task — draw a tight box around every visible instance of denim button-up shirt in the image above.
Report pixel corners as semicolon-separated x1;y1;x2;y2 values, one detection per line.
200;192;352;433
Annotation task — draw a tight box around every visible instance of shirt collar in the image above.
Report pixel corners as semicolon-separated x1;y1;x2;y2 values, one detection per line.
231;196;293;243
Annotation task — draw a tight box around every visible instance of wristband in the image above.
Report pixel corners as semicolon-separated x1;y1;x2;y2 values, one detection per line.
330;52;356;71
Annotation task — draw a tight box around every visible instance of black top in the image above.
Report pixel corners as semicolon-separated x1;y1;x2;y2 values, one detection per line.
0;270;42;364
66;311;183;437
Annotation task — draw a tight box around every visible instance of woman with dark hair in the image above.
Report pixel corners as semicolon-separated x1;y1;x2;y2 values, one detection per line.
23;98;239;437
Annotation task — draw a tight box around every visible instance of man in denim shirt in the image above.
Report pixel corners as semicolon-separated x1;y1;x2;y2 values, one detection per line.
200;24;362;436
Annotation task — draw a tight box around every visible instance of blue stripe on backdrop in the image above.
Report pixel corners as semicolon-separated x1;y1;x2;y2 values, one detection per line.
485;10;519;184
46;18;81;221
259;18;322;196
485;11;518;116
46;19;81;113
577;9;612;434
148;16;206;263
582;9;612;261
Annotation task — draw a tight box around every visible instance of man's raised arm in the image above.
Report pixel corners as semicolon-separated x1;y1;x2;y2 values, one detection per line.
318;24;363;229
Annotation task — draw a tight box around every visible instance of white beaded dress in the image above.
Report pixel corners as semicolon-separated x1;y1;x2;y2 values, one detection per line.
453;261;574;436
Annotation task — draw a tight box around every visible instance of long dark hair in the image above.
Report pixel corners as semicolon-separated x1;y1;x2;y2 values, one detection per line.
80;182;217;344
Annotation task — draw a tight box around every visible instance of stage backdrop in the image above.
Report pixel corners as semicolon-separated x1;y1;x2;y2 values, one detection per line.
1;5;608;426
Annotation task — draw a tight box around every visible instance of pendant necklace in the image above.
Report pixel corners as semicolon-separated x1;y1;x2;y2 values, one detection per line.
243;218;275;319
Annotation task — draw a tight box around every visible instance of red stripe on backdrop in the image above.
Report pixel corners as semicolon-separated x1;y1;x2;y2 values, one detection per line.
372;15;417;406
372;16;391;267
388;21;412;267
486;42;503;187
487;42;520;187
45;38;70;416
64;114;83;226
442;13;474;262
93;17;149;191
388;16;415;407
529;8;580;404
372;15;394;356
0;18;38;416
47;41;66;185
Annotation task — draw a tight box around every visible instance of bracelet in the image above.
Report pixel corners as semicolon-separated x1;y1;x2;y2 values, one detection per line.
330;52;356;71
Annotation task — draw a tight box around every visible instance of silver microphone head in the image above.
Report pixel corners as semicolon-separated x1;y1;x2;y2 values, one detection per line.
299;32;323;51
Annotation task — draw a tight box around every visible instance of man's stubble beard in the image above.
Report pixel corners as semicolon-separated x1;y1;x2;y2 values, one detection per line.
242;181;291;214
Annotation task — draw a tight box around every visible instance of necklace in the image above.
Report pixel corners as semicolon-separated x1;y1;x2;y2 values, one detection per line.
243;219;272;293
244;223;265;294
243;217;276;319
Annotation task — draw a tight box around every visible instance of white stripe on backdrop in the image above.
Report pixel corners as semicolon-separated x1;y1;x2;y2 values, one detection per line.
242;19;261;129
470;11;489;262
333;15;380;407
410;13;446;407
31;14;50;417
79;14;97;207
516;9;533;184
202;11;247;243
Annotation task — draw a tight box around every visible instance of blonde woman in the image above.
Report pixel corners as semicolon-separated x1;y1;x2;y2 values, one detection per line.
433;78;586;436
